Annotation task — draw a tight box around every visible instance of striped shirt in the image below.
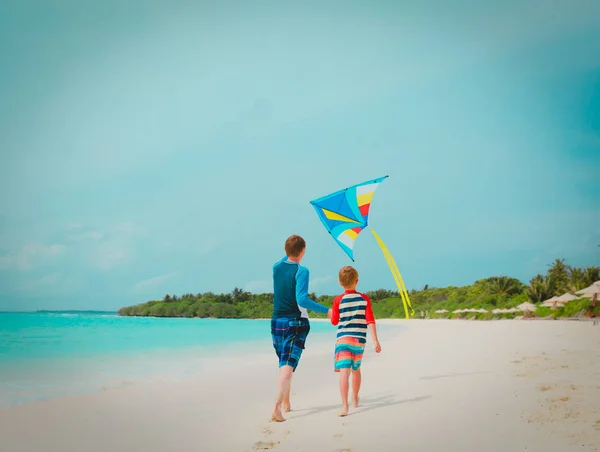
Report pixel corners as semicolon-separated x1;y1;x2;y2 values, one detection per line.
330;290;375;343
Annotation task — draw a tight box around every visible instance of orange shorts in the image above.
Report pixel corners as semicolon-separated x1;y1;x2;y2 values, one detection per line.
334;336;365;371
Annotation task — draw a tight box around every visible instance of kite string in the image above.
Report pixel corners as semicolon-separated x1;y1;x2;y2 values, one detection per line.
370;228;414;320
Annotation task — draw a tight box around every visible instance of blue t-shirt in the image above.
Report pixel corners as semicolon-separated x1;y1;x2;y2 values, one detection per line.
272;256;330;319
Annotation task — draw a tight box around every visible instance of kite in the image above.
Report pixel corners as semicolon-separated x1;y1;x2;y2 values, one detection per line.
310;175;414;319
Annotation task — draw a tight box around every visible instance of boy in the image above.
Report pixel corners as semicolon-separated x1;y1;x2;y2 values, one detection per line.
271;235;332;422
330;265;381;417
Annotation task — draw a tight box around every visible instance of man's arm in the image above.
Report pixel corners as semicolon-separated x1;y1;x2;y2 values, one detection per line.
363;294;381;353
295;266;330;315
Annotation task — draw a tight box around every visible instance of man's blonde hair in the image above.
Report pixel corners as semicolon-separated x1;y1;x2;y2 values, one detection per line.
339;266;359;288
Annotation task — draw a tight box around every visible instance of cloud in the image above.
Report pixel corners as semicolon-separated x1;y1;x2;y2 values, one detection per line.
79;221;141;270
93;244;131;270
0;243;65;271
311;275;333;288
69;231;104;241
200;238;219;255
112;221;141;235
133;271;177;293
65;222;83;230
244;279;271;294
39;272;61;284
7;272;80;295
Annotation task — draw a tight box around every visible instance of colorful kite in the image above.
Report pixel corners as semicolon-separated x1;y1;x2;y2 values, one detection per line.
310;175;414;319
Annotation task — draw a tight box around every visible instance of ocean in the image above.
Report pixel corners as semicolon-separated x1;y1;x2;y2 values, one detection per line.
0;311;341;408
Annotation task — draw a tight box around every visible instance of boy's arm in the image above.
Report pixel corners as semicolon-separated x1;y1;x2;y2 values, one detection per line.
330;296;342;325
295;266;330;315
368;324;381;353
363;294;381;353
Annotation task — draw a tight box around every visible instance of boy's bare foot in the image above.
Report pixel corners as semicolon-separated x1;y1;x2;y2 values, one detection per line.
338;404;349;417
282;403;291;413
271;408;286;422
352;395;359;408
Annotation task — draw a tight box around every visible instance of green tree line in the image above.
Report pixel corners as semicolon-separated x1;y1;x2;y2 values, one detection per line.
118;259;599;320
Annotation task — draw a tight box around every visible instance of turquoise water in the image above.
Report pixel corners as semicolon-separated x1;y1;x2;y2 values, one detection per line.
0;312;339;407
0;311;334;360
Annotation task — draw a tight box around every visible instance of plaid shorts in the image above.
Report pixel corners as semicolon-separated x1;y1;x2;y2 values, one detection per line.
334;336;366;372
271;317;310;371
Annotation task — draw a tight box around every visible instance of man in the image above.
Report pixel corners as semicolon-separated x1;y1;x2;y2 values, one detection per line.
270;235;331;422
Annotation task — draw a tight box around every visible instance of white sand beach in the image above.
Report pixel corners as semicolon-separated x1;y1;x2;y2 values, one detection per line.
1;320;599;452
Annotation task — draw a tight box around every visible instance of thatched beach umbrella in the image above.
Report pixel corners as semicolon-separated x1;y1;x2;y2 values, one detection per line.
516;302;536;319
575;281;600;298
517;302;537;312
556;293;580;302
542;295;559;304
541;296;560;308
542;294;580;310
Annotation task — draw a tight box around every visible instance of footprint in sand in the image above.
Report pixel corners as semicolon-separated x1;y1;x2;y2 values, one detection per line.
333;434;343;438
252;440;279;450
263;428;274;435
538;385;553;392
335;449;352;452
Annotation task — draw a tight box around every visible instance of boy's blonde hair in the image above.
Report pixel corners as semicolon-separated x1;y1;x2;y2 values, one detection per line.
285;235;306;257
339;266;359;288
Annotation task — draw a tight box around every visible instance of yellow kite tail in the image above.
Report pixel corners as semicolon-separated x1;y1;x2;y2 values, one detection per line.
370;229;414;320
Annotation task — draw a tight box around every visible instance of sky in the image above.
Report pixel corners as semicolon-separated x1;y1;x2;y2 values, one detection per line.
0;0;599;311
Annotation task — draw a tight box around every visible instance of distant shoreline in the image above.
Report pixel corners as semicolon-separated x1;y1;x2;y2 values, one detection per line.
2;312;596;323
0;310;118;314
116;261;599;321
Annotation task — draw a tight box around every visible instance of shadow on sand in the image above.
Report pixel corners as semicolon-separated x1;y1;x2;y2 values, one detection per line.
290;394;431;419
419;370;490;380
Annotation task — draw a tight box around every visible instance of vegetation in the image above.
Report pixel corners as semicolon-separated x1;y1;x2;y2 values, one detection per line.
118;259;599;320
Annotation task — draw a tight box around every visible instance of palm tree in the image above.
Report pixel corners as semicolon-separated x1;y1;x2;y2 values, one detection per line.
526;274;555;303
584;266;600;286
485;276;524;296
567;267;587;292
547;258;571;295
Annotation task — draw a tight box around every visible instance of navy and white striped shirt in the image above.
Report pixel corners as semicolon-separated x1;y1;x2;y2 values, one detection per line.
331;290;375;343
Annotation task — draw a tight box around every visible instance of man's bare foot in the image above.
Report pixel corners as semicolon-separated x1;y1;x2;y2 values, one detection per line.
352;395;359;408
271;408;286;422
282;403;291;413
338;404;349;417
